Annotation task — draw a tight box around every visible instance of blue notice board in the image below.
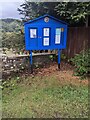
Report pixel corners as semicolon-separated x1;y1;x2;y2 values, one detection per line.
24;14;68;71
24;14;68;51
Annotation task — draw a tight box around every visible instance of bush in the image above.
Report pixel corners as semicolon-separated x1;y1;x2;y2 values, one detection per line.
2;32;25;53
61;53;67;60
71;49;90;77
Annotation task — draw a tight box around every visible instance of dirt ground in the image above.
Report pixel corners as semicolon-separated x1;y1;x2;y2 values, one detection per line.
20;61;88;86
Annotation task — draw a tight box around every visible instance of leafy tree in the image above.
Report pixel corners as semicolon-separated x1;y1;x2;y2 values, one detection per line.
2;32;25;52
18;1;90;26
18;2;58;21
55;2;90;27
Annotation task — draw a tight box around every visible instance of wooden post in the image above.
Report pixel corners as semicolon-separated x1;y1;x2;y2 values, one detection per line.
30;50;33;73
58;49;61;69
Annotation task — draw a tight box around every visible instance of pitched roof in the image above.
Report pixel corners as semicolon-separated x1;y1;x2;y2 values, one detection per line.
24;14;68;25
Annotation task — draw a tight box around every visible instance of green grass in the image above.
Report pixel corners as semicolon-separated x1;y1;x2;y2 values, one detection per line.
2;75;88;118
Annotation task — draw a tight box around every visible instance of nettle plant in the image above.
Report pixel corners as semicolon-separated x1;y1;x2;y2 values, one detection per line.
71;49;90;78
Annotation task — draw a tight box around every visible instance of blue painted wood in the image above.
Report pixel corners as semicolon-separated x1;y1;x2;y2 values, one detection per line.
24;14;68;25
58;49;61;64
24;14;68;51
30;51;32;65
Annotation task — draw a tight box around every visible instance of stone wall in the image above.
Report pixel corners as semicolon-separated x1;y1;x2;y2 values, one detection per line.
1;53;56;78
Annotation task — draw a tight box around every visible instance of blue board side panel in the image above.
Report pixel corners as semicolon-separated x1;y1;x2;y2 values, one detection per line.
24;25;30;50
63;25;68;49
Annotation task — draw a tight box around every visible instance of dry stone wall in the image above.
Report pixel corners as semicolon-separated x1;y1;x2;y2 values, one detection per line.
1;53;55;78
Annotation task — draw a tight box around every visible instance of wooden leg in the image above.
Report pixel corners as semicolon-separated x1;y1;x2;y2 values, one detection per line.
58;63;60;69
30;50;33;73
58;49;61;70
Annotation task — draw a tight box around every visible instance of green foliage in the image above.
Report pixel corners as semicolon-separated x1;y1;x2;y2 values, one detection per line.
18;2;90;26
49;54;57;61
71;49;90;77
18;2;59;21
0;18;24;53
0;18;23;32
55;2;90;26
61;53;67;60
49;55;54;61
2;32;25;53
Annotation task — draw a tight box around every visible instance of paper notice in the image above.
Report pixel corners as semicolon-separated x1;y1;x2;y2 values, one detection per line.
30;29;37;38
56;28;61;35
55;28;61;44
44;28;49;36
55;35;61;44
43;38;49;46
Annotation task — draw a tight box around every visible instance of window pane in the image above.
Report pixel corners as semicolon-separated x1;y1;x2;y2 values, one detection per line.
30;29;37;38
55;35;61;44
43;28;49;36
43;38;49;46
55;28;61;44
56;28;61;35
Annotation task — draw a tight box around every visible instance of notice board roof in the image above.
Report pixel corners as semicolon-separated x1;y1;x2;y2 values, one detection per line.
24;14;68;25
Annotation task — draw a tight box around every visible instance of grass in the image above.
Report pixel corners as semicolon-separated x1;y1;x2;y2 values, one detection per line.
2;75;88;118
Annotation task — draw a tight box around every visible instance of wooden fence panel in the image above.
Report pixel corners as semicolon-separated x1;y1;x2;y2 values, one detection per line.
62;27;90;58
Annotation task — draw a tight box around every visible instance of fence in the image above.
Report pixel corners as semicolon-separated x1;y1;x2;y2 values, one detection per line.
62;27;90;58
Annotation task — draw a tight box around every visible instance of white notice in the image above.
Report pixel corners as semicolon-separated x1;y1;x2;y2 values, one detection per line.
55;28;61;44
30;29;37;38
55;35;61;44
44;28;49;36
56;28;61;35
43;38;49;46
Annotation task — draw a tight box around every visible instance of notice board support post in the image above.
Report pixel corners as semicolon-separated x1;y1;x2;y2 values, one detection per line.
58;49;61;69
30;50;33;73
